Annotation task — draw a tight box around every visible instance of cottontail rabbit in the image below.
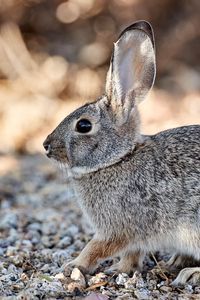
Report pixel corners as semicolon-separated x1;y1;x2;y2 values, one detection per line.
43;21;200;286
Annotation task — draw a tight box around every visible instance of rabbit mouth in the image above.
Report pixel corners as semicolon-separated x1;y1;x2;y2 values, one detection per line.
45;146;69;164
43;136;69;163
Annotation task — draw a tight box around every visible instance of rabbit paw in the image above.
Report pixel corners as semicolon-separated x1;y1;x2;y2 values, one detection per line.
105;262;136;275
167;255;200;271
166;254;182;269
64;258;96;276
104;263;122;275
63;259;79;276
172;267;200;287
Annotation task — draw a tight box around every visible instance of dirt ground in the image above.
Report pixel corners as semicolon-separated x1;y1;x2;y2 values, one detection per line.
0;154;200;299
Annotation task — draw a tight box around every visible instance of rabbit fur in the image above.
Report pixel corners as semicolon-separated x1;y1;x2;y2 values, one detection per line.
44;21;200;285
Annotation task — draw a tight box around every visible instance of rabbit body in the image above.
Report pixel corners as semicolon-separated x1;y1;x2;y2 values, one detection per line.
75;125;200;259
44;21;200;282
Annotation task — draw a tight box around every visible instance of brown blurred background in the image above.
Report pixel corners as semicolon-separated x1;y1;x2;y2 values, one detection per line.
0;0;199;154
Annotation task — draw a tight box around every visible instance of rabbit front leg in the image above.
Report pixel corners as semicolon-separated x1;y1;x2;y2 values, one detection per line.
65;236;128;274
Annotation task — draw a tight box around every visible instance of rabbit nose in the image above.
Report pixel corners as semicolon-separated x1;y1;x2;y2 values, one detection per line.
43;138;52;156
44;143;51;153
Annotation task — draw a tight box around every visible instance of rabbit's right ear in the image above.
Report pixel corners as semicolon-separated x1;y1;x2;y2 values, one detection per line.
105;21;156;124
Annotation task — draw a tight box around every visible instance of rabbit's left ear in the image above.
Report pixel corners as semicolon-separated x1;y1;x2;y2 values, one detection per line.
105;21;156;123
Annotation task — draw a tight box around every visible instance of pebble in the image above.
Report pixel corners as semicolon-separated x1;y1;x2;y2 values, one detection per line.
57;236;72;248
6;246;18;256
55;272;65;280
184;284;193;293
52;250;71;266
21;239;33;249
40;263;51;273
89;272;107;285
20;273;29;281
71;267;86;288
134;289;150;300
85;292;109;300
28;222;42;232
116;293;134;300
194;286;200;293
116;273;129;286
41;235;57;248
42;222;58;235
0;213;17;229
66;224;79;236
40;248;53;258
159;286;172;292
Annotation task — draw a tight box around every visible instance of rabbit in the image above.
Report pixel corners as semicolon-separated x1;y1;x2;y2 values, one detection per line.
43;21;200;286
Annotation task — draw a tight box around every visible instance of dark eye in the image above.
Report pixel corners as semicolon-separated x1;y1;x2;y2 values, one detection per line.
76;119;92;133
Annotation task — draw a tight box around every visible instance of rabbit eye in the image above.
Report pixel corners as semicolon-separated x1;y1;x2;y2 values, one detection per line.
76;119;92;133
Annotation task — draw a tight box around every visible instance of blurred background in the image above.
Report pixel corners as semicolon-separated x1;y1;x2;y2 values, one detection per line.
0;0;200;154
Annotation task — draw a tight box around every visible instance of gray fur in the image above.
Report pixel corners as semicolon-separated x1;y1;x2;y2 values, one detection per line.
44;21;200;276
76;125;200;258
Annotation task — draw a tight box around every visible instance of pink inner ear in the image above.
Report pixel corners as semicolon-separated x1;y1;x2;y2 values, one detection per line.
112;30;155;104
118;46;134;98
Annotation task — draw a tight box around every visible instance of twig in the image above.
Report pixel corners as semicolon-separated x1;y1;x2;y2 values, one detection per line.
150;252;169;282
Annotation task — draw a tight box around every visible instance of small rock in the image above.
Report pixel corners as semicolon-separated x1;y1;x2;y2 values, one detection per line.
124;278;136;290
74;239;85;249
57;236;72;248
85;292;109;300
28;222;42;232
160;286;172;292
132;271;146;289
89;272;107;285
11;254;24;266
116;293;134;300
20;273;29;281
67;281;84;294
8;264;18;273
55;273;65;280
0;213;17;229
71;267;86;288
116;273;129;286
66;225;79;236
8;228;18;242
41;235;58;248
134;289;150;300
40;263;51;272
194;286;200;293
6;246;17;256
21;239;33;249
146;279;157;291
52;250;71;266
184;284;193;293
42;222;58;235
101;289;113;297
32;236;40;245
9;273;19;281
40;249;52;262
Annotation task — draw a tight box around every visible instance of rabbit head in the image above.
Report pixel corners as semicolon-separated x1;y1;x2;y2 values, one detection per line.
43;21;156;174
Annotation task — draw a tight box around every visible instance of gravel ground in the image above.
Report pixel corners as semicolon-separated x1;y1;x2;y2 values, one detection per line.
0;154;200;299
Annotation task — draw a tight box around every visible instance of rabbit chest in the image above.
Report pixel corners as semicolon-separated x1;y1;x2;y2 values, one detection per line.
72;152;167;239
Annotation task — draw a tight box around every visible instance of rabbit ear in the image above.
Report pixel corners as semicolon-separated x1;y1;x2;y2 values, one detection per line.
105;21;156;123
